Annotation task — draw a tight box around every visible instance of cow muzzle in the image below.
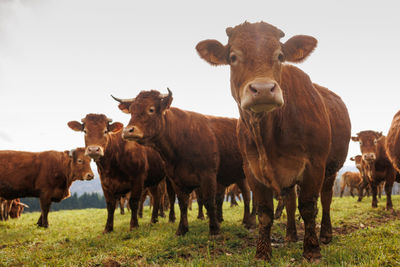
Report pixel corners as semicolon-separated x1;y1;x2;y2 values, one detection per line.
86;146;104;160
362;153;376;162
241;79;284;113
84;173;95;181
122;125;144;141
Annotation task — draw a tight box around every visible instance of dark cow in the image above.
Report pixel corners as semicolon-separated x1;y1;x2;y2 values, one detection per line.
339;171;362;198
386;110;400;184
113;90;255;235
0;148;93;227
138;179;169;218
196;21;351;261
352;131;396;209
68;114;168;233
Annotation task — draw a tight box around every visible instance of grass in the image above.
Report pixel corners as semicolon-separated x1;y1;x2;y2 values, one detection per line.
1;196;400;266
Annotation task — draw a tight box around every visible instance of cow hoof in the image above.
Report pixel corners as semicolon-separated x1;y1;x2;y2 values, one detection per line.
197;215;205;220
303;251;321;263
150;218;158;224
103;229;113;234
320;235;332;244
285;234;298;243
255;250;271;261
209;228;220;236
176;227;188;236
169;217;176;223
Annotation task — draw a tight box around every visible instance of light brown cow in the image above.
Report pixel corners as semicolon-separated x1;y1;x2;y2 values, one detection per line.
196;21;351;261
349;155;370;201
339;171;363;198
352;131;395;209
0;148;93;227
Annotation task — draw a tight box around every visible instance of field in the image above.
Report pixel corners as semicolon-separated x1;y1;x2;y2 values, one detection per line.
1;196;400;266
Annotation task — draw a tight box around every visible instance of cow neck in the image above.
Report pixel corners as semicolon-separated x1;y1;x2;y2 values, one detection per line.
62;151;74;187
97;131;123;169
240;109;281;195
149;110;175;164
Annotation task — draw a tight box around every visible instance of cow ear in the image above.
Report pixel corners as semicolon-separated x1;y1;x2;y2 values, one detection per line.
118;102;131;114
160;88;173;112
108;122;123;133
350;157;355;161
377;131;383;138
351;136;359;142
196;39;229;66
282;35;317;63
68;121;83;132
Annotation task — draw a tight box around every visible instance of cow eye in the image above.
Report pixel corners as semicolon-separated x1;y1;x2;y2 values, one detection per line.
77;159;83;164
360;141;363;146
148;107;155;115
104;130;108;135
278;53;285;62
229;52;238;65
374;139;377;145
83;129;87;135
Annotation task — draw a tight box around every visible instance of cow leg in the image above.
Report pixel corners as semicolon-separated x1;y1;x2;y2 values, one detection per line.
349;187;354;197
38;196;51;228
236;178;254;229
216;184;225;223
129;189;141;230
253;182;274;261
285;187;298;242
138;190;147;218
196;188;205;220
166;178;176;223
230;192;238;207
5;200;13;221
371;184;378;208
320;173;336;245
119;197;125;215
201;175;220;236
103;193;116;233
378;183;382;199
158;184;166;218
188;193;193;211
299;167;323;262
149;185;160;224
274;198;284;219
176;191;190;236
385;180;394;210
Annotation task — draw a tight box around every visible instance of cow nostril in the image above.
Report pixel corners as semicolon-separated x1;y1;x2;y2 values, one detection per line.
270;84;276;93
129;127;134;133
249;84;258;94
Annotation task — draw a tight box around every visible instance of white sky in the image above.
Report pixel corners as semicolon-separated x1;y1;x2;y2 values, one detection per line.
1;0;400;166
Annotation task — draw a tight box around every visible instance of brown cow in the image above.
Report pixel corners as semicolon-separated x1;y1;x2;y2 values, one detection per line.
386;110;400;184
138;179;168;218
352;131;396;209
339;171;363;198
196;21;351;261
349;155;370;201
9;199;28;219
114;90;255;235
0;148;93;227
68;114;169;233
226;184;242;207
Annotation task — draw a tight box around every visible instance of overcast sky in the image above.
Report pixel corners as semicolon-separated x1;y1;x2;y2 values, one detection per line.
1;0;400;167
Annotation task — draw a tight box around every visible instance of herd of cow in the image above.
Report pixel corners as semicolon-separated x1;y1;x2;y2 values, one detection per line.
2;21;400;262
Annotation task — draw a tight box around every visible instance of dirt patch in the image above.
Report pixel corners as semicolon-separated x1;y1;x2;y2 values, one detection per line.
102;258;121;267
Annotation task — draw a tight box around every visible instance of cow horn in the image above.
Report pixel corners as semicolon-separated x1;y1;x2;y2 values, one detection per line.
159;88;172;99
107;117;113;123
18;202;29;208
111;95;135;103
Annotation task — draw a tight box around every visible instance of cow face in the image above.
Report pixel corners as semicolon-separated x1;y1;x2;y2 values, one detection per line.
351;131;383;163
68;114;123;161
196;21;317;114
69;147;94;181
350;155;363;171
113;89;172;144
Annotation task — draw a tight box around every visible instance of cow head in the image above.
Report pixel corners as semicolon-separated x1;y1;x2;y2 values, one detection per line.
68;147;94;181
68;114;123;161
196;21;317;114
112;89;172;144
351;131;383;163
350;155;363;171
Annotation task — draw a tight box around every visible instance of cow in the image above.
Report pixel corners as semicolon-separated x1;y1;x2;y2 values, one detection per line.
339;171;363;198
138;179;168;218
352;131;396;209
386;110;400;184
117;192;131;215
226;184;242;207
195;21;351;261
113;90;255;236
68;114;169;233
9;199;28;219
350;155;371;200
0;148;93;227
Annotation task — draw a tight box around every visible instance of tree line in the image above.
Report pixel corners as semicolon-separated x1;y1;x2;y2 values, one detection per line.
21;192;106;212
